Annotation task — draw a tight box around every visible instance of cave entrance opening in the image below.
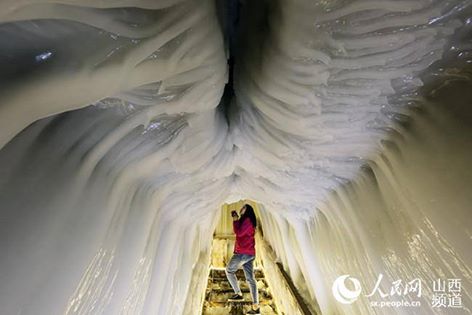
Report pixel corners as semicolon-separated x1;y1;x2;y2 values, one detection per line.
201;200;278;314
200;200;317;314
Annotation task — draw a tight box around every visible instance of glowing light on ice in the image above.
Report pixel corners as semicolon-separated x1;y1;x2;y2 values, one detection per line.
35;51;53;62
0;0;471;314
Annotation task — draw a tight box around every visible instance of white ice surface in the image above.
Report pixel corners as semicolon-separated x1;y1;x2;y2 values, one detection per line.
0;0;471;314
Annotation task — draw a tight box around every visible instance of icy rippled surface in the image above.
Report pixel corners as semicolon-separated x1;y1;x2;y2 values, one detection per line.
0;0;471;314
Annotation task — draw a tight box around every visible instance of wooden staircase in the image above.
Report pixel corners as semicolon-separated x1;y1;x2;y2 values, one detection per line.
201;268;279;315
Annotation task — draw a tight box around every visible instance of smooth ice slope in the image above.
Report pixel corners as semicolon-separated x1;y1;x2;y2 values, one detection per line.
0;0;471;314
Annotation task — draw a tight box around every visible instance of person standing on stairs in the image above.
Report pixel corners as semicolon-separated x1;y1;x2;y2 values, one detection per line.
226;204;260;314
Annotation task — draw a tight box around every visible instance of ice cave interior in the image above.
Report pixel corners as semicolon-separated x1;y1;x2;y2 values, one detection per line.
0;0;471;314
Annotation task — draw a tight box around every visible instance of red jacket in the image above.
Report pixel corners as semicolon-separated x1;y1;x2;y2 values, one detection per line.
233;217;256;255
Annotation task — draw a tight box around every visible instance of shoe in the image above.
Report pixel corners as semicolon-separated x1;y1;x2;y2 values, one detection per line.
247;308;260;314
228;293;244;301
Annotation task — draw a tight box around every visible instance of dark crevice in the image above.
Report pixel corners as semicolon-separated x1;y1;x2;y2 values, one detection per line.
217;0;243;125
217;0;271;128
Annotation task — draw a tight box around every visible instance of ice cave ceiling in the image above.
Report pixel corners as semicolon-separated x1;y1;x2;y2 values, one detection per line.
0;0;471;314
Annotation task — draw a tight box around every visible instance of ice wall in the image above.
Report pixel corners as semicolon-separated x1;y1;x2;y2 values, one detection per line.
258;92;472;314
234;1;472;313
231;0;470;216
0;0;471;314
0;1;231;314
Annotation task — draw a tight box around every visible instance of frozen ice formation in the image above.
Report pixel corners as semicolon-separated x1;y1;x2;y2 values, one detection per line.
0;0;471;314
